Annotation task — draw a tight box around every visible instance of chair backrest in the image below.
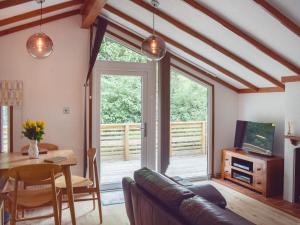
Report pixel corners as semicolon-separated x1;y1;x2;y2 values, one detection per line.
8;164;61;186
87;148;98;187
21;143;59;152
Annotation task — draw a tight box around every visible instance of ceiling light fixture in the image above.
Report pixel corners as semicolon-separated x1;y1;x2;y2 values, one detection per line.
26;0;53;59
141;0;166;61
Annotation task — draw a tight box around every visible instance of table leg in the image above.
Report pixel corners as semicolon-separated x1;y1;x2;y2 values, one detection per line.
63;166;76;225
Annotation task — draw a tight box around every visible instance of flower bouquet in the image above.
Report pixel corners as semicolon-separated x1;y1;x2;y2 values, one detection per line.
22;120;45;158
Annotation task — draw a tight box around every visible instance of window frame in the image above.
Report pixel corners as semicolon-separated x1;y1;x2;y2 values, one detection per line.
0;106;13;153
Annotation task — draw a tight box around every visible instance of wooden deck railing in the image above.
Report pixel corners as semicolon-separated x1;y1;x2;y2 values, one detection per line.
100;121;207;160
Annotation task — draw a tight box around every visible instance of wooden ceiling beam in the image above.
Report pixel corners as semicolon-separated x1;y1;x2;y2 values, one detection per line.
104;4;258;91
131;0;284;89
0;0;31;10
81;0;107;28
238;87;284;94
0;9;80;37
254;0;300;37
184;0;300;75
0;1;82;27
282;75;300;83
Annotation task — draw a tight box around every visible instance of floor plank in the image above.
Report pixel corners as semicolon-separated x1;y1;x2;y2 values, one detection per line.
213;178;300;219
208;181;300;225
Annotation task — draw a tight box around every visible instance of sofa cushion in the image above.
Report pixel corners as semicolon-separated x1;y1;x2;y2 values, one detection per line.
187;184;227;209
179;196;254;225
134;167;195;211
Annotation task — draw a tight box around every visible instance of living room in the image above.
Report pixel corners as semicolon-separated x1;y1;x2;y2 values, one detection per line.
0;0;300;225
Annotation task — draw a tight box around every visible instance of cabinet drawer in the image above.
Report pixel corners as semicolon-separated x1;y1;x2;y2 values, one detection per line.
223;166;231;178
254;163;264;174
223;152;231;165
253;177;264;191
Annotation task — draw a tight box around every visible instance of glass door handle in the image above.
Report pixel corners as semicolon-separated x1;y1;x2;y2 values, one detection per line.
141;123;147;137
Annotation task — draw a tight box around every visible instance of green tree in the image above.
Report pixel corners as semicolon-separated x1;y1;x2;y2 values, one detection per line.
98;37;147;63
170;70;208;122
101;75;141;123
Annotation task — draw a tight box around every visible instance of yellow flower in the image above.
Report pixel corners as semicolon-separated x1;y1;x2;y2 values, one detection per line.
36;127;41;132
31;121;36;128
36;121;45;129
25;119;31;128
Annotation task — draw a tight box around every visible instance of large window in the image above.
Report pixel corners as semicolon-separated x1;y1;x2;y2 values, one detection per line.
0;106;9;152
166;69;209;179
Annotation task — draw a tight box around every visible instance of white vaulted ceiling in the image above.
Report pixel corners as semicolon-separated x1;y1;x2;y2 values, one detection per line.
1;0;299;92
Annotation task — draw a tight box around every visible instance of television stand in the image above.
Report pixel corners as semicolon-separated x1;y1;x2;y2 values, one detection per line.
221;148;283;197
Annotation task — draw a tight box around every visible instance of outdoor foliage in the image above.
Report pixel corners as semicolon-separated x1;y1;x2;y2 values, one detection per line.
101;75;142;124
99;37;208;124
171;70;208;122
98;37;147;63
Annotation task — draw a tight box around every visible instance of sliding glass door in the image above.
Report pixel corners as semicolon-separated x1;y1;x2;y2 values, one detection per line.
165;68;212;180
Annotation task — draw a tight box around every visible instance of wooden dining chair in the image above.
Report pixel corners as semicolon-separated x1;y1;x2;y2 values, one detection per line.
22;143;59;190
7;164;62;225
55;148;103;224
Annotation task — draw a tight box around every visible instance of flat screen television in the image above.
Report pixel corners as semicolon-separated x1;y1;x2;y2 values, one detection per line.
234;120;275;156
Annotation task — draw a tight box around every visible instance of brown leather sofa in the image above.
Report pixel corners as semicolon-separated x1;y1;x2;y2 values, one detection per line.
123;167;254;225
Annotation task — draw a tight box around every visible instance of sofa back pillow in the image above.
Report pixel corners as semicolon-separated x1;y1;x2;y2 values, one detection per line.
134;167;194;211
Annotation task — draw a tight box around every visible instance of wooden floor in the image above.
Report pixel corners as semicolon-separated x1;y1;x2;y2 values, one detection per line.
213;178;300;219
18;180;300;225
209;181;300;225
18;202;129;225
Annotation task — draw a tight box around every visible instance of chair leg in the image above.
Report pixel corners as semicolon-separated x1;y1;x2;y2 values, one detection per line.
10;200;17;225
59;194;63;225
92;192;96;210
52;195;60;225
96;191;103;224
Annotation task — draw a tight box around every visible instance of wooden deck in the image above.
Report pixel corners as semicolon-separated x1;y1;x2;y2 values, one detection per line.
100;154;207;184
100;121;208;185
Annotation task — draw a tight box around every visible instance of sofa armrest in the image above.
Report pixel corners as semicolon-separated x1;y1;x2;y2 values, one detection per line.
122;177;136;225
179;196;254;225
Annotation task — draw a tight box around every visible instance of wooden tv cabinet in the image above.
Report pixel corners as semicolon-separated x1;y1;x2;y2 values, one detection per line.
221;148;283;197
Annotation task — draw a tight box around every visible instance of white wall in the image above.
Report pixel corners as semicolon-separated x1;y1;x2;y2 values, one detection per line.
283;82;300;202
214;83;239;174
0;15;89;175
238;93;285;157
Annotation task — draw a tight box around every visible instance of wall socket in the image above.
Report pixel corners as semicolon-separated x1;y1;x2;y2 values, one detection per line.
63;107;71;114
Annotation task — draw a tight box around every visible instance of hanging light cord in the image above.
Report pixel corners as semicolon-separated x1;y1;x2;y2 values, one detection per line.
152;9;155;35
39;1;43;32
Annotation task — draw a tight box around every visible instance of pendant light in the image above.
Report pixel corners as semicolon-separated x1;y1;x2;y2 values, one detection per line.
141;0;166;61
26;0;53;59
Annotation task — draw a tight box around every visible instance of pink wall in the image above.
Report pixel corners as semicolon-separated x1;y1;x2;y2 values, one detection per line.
0;15;89;175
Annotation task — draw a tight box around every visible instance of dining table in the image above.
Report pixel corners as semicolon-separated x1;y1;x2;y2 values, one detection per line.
0;149;78;225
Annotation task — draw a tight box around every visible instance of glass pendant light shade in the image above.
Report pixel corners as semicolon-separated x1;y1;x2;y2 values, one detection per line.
26;0;53;59
26;32;53;59
141;35;166;61
141;0;166;61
